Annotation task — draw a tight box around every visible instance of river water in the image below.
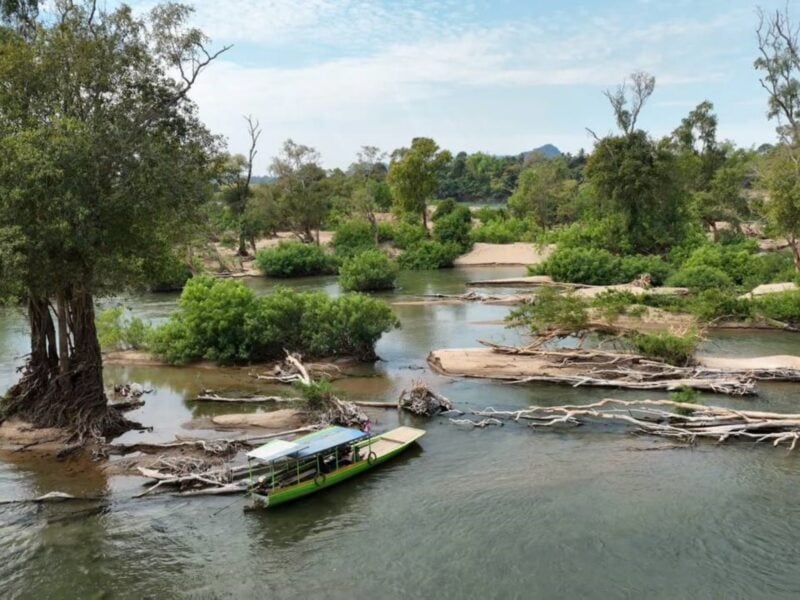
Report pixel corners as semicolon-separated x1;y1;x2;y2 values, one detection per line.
1;268;800;599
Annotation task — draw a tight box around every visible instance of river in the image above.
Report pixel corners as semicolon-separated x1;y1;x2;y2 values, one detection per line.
1;267;799;599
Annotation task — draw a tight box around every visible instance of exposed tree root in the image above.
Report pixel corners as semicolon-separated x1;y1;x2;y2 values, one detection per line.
398;381;453;416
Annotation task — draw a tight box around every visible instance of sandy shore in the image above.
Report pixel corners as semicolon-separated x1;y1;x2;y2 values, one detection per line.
454;243;553;266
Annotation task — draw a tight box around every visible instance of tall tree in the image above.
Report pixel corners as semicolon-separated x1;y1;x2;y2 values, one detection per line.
219;115;262;256
587;72;688;253
0;1;225;438
755;5;800;145
348;146;389;240
271;139;327;243
388;137;451;230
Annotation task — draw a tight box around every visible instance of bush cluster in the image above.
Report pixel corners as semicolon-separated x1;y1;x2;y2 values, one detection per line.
532;247;672;286
391;222;428;250
629;329;699;366
433;204;473;249
331;219;377;258
470;217;540;244
148;277;400;363
397;240;462;270
255;242;337;278
97;307;151;350
339;250;397;291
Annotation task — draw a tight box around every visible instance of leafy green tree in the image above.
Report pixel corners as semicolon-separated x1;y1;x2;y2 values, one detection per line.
587;131;688;253
0;2;224;437
388;137;451;230
508;158;578;229
346;146;390;240
271;139;328;243
339;250;397;291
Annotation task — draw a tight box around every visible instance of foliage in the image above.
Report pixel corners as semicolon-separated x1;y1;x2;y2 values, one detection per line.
587;130;689;254
549;218;632;255
508;287;589;333
149;251;193;292
255;242;336;278
438;151;521;202
764;145;800;268
473;206;507;223
388;137;452;229
665;265;734;292
391;222;428;249
397;241;462;270
433;205;473;249
332;219;377;258
339;250;397;292
149;277;400;363
530;247;664;285
752;291;800;325
432;198;458;220
96;307;151;351
271;140;328;242
293;378;334;411
688;289;755;322
670;385;699;415
470;217;540;244
508;158;578;229
629;329;699;366
590;290;644;323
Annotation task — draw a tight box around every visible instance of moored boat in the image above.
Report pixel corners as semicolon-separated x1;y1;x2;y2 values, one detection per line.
246;425;425;509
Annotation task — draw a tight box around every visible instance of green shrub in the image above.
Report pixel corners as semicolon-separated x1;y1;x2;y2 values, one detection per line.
670;385;699;415
392;222;428;250
550;218;631;254
294;378;334;411
397;241;462;270
532;247;622;285
149;277;400;364
508;287;589;333
97;307;152;351
339;250;397;291
753;291;800;325
473;206;507;223
331;219;377;258
433;205;473;249
377;221;396;243
666;265;733;292
689;289;754;322
255;242;336;278
470;217;540;244
150;252;193;292
618;255;673;286
630;329;699;366
590;290;642;323
432;198;458;220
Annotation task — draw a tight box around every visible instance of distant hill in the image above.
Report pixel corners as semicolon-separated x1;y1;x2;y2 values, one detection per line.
250;175;275;185
521;144;562;163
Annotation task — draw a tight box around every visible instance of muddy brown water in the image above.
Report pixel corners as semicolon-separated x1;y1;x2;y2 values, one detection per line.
2;268;800;598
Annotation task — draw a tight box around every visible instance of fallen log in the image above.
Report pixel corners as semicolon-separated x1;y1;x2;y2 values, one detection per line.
473;398;800;449
194;392;299;403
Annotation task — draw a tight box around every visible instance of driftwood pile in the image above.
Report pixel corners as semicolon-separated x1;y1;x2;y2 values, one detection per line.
398;382;454;416
475;398;800;449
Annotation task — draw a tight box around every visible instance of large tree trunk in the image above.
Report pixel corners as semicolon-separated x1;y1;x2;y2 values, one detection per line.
4;288;137;441
236;230;248;257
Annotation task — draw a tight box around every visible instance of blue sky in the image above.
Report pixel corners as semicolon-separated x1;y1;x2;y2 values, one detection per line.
135;0;787;169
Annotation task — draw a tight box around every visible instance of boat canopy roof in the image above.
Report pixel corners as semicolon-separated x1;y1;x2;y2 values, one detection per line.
246;439;305;463
294;426;368;458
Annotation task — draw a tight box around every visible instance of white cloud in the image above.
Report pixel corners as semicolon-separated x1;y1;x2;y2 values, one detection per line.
172;0;774;166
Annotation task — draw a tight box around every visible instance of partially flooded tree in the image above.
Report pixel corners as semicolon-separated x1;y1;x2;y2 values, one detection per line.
348;146;390;241
0;1;225;439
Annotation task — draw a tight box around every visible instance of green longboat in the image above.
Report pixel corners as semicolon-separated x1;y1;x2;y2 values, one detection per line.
246;425;425;509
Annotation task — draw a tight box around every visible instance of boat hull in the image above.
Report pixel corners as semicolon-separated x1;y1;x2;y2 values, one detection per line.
250;426;424;509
